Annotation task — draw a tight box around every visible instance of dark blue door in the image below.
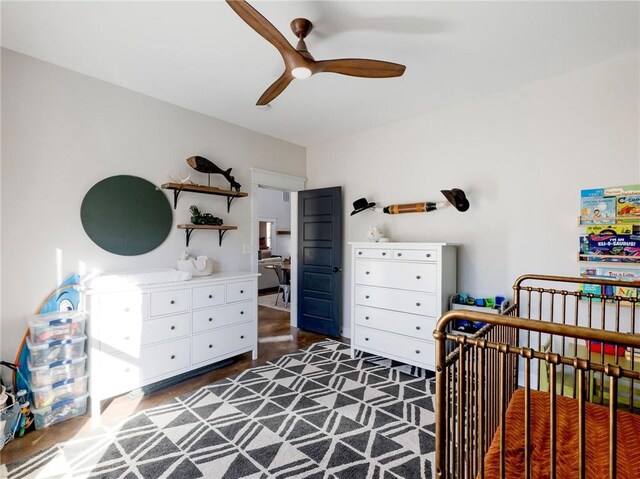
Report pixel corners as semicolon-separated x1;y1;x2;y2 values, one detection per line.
297;187;343;337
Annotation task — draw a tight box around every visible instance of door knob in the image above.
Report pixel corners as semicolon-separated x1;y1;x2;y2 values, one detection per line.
332;266;342;272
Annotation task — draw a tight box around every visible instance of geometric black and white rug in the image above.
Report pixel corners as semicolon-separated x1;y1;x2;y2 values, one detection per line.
4;340;436;479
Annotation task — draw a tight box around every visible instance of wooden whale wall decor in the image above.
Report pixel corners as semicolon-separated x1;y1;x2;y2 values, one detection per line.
186;156;242;191
350;189;470;216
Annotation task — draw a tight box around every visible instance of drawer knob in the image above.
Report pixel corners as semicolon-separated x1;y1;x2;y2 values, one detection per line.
426;253;431;258
170;300;175;305
124;367;130;373
124;307;130;313
416;326;421;330
171;325;175;330
365;316;370;320
123;336;130;341
365;337;369;341
397;253;402;257
382;252;386;256
365;271;370;275
240;290;244;294
365;295;370;299
415;350;420;354
240;311;244;315
241;335;245;339
209;317;213;322
416;302;421;307
208;294;213;299
358;251;363;255
171;355;175;359
209;344;213;349
416;275;421;280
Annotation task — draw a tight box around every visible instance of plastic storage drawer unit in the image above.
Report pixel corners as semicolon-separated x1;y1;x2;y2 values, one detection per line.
31;375;89;409
32;393;89;429
28;311;87;343
26;335;87;366
27;354;87;388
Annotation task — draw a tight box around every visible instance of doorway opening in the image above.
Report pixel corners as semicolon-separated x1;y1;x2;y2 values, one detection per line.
257;187;292;316
250;168;306;341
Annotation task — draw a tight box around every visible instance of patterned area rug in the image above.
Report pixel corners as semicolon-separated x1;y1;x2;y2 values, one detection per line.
4;340;436;479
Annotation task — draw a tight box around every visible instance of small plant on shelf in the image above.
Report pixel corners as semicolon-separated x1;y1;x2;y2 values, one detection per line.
189;205;223;226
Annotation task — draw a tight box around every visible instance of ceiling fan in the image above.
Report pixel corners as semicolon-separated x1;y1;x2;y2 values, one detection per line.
225;0;406;106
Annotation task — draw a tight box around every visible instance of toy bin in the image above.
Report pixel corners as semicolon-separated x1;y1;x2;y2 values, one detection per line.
32;393;89;430
26;335;87;367
27;354;87;388
28;311;87;343
31;374;89;409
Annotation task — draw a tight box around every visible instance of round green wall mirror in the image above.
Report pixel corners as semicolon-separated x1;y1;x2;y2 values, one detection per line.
81;175;173;256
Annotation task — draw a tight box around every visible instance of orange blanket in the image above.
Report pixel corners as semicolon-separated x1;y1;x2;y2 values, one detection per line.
483;389;640;478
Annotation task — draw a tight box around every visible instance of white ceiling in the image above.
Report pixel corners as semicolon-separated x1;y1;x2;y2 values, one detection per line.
2;1;639;146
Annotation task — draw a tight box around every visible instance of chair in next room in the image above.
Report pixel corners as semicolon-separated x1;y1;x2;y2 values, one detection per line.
273;264;290;308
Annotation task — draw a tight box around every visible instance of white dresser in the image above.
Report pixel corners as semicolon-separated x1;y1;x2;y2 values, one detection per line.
350;243;457;370
86;272;258;417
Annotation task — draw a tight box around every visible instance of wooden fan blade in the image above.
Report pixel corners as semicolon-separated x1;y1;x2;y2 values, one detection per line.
257;71;294;106
313;59;406;78
226;0;302;65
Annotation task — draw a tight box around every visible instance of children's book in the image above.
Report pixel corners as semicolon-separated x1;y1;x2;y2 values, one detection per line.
617;195;640;224
580;197;616;224
595;267;640;282
586;225;634;235
587;234;640;259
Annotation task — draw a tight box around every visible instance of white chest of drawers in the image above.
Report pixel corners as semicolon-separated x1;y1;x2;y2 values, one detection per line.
86;272;258;418
350;242;457;371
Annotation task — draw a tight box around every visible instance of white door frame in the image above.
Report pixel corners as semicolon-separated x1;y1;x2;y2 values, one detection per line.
251;168;306;327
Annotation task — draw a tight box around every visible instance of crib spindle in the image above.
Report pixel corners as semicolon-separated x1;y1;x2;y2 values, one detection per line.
457;343;465;479
608;366;620;479
632;305;637;412
477;343;485;479
576;359;587;479
499;350;507;479
548;356;558;479
523;350;532;479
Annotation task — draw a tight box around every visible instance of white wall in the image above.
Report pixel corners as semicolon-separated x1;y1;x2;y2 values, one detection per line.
0;50;305;365
306;51;640;338
257;187;291;258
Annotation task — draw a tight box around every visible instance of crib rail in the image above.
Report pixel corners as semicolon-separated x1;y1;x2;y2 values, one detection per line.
513;274;640;405
435;274;640;478
434;310;640;479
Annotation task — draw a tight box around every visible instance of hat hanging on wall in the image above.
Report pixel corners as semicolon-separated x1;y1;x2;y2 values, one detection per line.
350;198;376;216
350;188;470;216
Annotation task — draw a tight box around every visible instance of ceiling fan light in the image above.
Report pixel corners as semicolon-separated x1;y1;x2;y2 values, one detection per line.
291;67;312;79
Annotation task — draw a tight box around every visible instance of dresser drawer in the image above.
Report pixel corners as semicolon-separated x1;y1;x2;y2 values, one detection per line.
93;350;142;398
192;322;254;365
355;260;437;292
140;337;190;380
192;284;225;309
227;280;255;303
96;292;149;321
354;326;435;367
354;306;435;341
99;313;188;356
150;289;189;316
355;286;436;316
193;303;254;333
393;249;437;262
355;248;392;260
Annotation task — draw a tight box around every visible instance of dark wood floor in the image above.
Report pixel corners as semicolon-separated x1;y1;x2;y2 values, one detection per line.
1;306;340;465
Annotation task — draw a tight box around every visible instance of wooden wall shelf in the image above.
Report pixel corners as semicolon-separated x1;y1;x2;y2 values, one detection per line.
177;224;238;247
162;183;248;212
